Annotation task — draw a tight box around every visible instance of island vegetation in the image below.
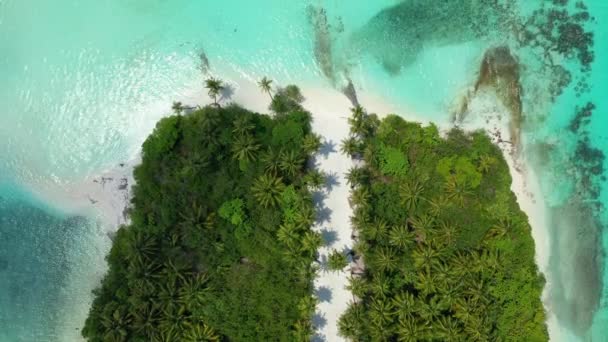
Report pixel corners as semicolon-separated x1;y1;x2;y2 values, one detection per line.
82;83;326;341
338;107;547;341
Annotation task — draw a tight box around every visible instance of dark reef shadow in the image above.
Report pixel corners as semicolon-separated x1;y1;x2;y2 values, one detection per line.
0;257;8;272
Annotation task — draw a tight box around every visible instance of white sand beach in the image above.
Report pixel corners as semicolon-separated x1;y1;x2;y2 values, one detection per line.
460;90;557;340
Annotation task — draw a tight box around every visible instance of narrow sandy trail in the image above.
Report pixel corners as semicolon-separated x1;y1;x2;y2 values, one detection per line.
305;91;355;342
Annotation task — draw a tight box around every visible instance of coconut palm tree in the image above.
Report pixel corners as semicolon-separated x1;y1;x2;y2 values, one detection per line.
370;298;395;327
464;278;489;305
277;223;299;249
477;154;496;174
128;258;160;293
399;180;425;212
348;106;367;137
200;110;221;132
444;176;472;207
182;324;220;342
396;316;428;342
158;280;180;310
392;291;417;319
463;315;488;341
453;298;476;323
258;76;274;101
350;187;371;210
295;204;315;229
412;245;440;273
127;232;158;263
340;136;360;156
409;213;435;238
435;316;462;342
292;320;313;342
159;306;189;338
432;262;456;290
436;221;457;247
303;170;326;190
388;225;414;250
231;134;260;162
451;251;472;277
345;167;368;187
301;231;322;257
132;305;159;338
415;271;438;297
152;329;181;342
302;133;322;154
101;307;131;342
346;276;368;298
481;249;500;270
251;174;285;208
204;77;224;106
279;149;304;177
487;217;515;241
172;101;185;115
260;148;281;175
232;116;254;136
178;274;209;311
370;321;393;341
419;296;445;321
327;249;348;271
369;274;391;298
364;219;389;243
371;247;398;273
338;303;364;339
297;295;318;318
437;284;461;309
426;195;450;217
352;239;370;256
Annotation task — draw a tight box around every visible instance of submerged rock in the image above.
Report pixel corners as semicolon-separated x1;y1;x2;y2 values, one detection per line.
307;6;334;81
549;201;602;337
341;78;359;107
352;0;493;75
451;46;523;152
470;46;523;151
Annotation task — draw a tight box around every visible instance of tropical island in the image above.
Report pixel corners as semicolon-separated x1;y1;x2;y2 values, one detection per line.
338;108;547;341
82;84;325;341
82;79;547;342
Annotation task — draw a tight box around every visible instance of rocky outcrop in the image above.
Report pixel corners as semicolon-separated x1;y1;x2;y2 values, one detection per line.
457;46;523;151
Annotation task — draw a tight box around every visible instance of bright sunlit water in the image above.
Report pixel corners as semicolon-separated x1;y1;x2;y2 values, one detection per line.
0;1;606;341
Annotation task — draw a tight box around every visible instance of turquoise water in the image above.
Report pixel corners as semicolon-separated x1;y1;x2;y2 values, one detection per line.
0;1;606;341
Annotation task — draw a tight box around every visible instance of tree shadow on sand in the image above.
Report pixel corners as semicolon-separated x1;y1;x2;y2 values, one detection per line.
325;172;340;191
316;206;332;225
312;332;327;342
219;83;235;103
312;190;332;225
315;286;333;303
318;140;336;158
312;312;328;330
320;228;338;247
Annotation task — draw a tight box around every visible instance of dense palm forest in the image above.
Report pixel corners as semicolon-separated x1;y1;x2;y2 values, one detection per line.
82;86;326;341
338;108;547;341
